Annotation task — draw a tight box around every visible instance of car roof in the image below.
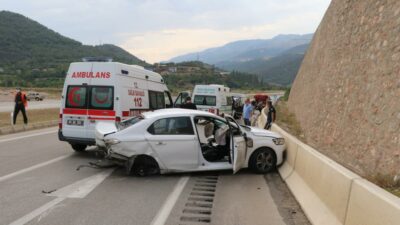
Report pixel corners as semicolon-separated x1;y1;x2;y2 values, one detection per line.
142;108;220;119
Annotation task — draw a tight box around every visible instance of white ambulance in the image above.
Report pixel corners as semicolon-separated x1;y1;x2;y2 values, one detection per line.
175;84;232;116
59;59;173;152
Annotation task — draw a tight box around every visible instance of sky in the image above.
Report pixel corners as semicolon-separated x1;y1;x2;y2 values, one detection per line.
0;0;331;63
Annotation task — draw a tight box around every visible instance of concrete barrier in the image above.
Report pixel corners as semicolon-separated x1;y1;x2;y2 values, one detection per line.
271;125;299;180
257;109;400;225
345;179;400;225
287;141;360;225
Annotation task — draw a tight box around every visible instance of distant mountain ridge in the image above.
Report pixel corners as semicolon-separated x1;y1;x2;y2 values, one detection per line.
169;33;312;86
220;43;310;86
169;33;312;64
0;10;147;87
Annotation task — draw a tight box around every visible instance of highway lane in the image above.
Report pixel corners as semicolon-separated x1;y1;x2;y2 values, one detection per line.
0;128;309;225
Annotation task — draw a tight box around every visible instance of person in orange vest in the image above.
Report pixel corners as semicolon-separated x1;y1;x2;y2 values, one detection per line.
13;88;28;125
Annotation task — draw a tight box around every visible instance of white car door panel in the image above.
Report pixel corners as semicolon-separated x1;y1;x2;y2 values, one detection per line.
145;116;199;170
232;135;247;173
225;115;247;174
146;135;199;170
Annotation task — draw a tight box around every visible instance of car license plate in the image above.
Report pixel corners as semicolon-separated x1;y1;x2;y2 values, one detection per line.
67;120;84;126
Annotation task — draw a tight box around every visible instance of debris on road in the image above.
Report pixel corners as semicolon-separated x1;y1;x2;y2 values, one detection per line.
76;159;117;171
42;189;57;194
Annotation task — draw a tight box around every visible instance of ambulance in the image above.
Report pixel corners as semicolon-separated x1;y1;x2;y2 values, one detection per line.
58;59;173;152
175;84;232;116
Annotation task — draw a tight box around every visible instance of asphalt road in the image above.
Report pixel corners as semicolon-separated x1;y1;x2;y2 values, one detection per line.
0;128;310;225
0;100;60;113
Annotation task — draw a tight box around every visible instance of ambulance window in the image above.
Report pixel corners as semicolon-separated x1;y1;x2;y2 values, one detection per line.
66;86;87;108
90;86;114;110
194;95;216;106
149;91;165;109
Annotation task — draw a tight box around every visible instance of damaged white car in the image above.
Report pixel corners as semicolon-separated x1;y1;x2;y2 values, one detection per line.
95;109;286;176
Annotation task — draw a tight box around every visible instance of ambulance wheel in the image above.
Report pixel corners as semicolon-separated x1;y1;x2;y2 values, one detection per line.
71;144;87;152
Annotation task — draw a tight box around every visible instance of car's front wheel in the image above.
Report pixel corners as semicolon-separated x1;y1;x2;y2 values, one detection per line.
71;144;87;152
249;148;276;173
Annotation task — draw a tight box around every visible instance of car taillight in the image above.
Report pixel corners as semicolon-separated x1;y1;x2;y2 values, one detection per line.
59;114;63;129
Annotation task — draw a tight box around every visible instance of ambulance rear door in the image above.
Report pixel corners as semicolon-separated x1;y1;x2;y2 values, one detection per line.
85;63;115;139
62;63;93;140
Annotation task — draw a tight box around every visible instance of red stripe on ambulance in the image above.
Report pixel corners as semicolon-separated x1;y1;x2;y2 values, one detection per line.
63;108;116;116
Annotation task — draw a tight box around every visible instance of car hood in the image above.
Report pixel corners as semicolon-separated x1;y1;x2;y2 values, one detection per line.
247;126;281;138
95;122;118;140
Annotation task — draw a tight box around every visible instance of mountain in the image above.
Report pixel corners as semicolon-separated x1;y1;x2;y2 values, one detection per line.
220;44;309;86
0;11;147;87
169;34;312;64
169;34;312;86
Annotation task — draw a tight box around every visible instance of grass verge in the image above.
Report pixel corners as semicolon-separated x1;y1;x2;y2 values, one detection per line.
0;108;59;128
274;100;306;142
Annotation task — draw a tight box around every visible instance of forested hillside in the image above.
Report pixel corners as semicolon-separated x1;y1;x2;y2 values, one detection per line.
219;44;309;86
0;11;147;87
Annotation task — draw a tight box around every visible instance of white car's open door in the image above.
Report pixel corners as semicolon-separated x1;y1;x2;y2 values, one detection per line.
226;116;247;174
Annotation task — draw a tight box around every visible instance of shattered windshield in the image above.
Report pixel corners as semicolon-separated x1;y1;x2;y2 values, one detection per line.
117;116;144;130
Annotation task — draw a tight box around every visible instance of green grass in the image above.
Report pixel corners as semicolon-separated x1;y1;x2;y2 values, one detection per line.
0;108;59;127
274;100;305;142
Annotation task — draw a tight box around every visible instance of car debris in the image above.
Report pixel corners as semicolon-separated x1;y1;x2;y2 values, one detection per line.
76;159;117;171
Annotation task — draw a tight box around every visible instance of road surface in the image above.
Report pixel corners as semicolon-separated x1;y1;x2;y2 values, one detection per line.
0;128;310;225
0;100;60;113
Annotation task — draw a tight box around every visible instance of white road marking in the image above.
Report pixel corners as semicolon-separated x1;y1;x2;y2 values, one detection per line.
150;176;190;225
48;169;115;198
0;154;71;183
9;197;65;225
0;129;57;143
8;169;115;225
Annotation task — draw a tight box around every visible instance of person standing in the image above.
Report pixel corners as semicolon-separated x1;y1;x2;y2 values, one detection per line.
181;96;197;110
13;88;28;125
265;100;276;130
242;98;253;126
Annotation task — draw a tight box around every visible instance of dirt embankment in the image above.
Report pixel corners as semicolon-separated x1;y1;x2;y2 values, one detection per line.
289;0;400;178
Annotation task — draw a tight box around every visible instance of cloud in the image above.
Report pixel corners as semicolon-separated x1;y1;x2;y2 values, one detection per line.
121;10;325;62
0;0;331;62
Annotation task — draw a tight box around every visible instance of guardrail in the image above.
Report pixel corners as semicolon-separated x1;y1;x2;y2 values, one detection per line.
257;108;400;225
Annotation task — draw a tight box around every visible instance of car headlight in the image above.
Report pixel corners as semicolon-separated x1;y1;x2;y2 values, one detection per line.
272;138;285;145
246;137;253;147
105;138;121;145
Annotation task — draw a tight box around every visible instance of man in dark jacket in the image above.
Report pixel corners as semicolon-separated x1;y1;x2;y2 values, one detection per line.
13;88;28;125
181;96;197;110
265;100;276;130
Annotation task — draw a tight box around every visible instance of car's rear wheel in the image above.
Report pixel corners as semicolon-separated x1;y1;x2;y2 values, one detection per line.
249;148;276;173
131;156;160;176
71;144;87;152
35;97;39;101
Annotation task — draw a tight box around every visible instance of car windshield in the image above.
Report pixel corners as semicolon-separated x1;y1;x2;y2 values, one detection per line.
117;116;144;130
